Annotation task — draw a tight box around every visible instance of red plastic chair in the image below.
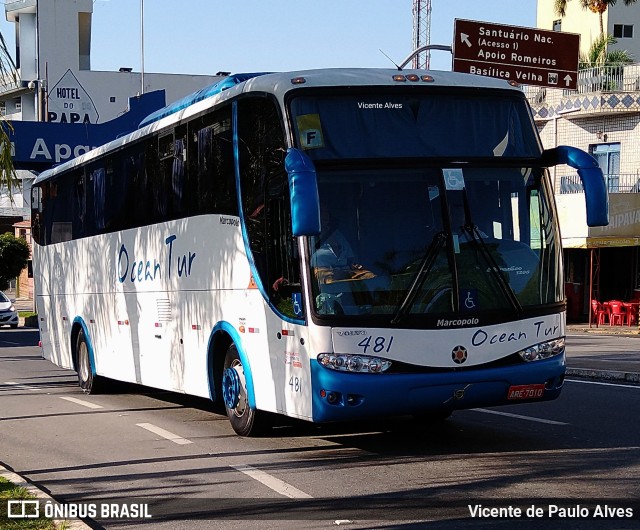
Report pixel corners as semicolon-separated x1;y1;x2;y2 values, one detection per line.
591;299;607;326
624;302;639;326
608;300;625;326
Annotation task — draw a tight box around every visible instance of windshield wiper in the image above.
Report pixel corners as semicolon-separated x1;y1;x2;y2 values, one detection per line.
391;231;447;325
463;224;523;314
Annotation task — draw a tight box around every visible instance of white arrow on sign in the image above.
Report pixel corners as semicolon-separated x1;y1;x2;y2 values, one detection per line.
564;74;573;86
461;33;472;48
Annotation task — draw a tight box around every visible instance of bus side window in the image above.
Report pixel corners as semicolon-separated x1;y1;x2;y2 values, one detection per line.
159;126;188;219
30;186;42;245
188;106;237;216
151;133;168;221
72;171;86;238
171;132;187;216
237;96;300;318
131;142;150;227
48;176;73;243
40;182;53;245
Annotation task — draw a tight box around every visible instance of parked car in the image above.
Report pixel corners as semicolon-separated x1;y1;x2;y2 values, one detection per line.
0;291;19;328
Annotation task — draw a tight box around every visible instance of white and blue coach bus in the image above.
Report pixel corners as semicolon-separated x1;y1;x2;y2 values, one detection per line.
30;69;608;436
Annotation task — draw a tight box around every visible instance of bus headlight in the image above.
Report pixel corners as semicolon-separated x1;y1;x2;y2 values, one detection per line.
517;337;565;362
318;353;392;373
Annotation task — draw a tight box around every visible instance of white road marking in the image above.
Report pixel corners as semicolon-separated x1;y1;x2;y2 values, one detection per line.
567;378;640;389
59;396;103;409
475;408;569;425
136;422;193;445
4;381;38;391
231;464;312;499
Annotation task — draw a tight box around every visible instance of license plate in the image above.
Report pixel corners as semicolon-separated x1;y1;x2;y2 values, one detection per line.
507;384;545;400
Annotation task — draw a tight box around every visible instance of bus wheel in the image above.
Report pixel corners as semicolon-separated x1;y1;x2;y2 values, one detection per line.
76;329;102;394
222;344;264;436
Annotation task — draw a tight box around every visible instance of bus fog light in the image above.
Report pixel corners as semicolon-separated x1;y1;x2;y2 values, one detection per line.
326;391;340;404
517;337;565;362
317;353;392;373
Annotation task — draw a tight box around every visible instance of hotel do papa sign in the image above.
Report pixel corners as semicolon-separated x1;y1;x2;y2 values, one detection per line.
47;69;99;124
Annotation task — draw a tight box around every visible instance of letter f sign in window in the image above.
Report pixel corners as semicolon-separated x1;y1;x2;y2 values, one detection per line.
297;114;324;149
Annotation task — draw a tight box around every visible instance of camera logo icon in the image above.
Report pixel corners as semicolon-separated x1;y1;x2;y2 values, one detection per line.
7;500;40;518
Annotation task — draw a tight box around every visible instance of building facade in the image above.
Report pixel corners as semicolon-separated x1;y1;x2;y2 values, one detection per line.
0;0;225;302
537;0;640;59
533;0;640;320
0;0;223;221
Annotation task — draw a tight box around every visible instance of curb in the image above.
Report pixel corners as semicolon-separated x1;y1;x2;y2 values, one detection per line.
566;367;640;384
567;328;640;338
0;463;92;530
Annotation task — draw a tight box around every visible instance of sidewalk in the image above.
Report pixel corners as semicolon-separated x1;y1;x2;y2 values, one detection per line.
566;322;640;384
567;322;640;337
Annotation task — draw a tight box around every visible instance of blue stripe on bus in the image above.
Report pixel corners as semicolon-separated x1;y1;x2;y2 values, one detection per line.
72;317;97;376
310;354;566;422
210;321;256;409
139;73;269;128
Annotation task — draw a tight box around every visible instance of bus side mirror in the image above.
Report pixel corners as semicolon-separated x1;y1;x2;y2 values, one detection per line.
285;148;321;236
541;145;609;227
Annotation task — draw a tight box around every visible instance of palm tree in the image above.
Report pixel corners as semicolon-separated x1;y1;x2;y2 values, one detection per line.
579;33;634;91
0;31;18;201
554;0;639;36
580;33;634;68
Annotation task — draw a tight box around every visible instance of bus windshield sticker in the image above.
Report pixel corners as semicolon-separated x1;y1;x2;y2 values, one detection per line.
460;288;479;312
297;114;324;149
443;169;465;190
292;292;303;317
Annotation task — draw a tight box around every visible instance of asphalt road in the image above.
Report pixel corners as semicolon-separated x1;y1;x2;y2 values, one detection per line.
1;328;640;529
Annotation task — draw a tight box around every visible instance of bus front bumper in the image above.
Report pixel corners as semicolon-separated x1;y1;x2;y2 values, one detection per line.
310;353;565;423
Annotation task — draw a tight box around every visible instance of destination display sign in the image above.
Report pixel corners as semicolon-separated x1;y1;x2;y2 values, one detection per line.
452;19;580;89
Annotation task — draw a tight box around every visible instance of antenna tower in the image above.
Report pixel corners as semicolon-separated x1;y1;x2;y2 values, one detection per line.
412;0;432;69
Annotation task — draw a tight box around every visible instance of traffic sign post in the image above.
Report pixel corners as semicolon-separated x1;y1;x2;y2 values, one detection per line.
452;19;580;90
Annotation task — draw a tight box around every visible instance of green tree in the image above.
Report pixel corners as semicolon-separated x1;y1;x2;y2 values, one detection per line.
0;31;18;200
579;34;634;91
0;232;30;290
580;33;634;68
554;0;639;36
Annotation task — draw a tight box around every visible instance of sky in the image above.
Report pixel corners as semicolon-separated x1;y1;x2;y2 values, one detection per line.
0;0;537;74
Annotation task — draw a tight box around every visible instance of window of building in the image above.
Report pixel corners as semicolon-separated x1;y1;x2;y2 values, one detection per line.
553;19;562;32
613;24;634;38
590;143;621;192
78;12;91;70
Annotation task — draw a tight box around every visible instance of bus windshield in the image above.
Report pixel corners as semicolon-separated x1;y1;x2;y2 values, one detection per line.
289;91;541;159
306;165;561;320
290;91;562;321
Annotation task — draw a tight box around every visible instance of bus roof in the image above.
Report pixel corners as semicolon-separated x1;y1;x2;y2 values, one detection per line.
138;72;270;128
34;68;521;185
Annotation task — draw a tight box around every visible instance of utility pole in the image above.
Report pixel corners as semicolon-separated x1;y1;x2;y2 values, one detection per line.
140;0;145;94
412;0;432;69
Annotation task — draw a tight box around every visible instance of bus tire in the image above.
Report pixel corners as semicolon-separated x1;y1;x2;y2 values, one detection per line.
76;328;102;394
222;344;265;437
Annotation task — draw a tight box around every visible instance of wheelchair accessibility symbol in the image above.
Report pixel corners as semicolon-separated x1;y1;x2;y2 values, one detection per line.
443;168;465;190
292;292;303;317
460;288;478;311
